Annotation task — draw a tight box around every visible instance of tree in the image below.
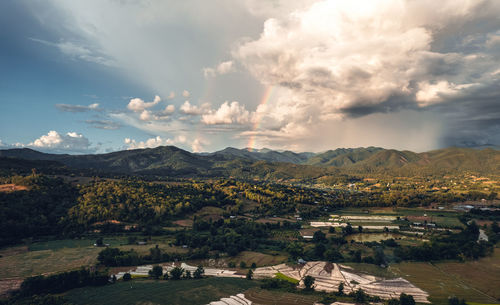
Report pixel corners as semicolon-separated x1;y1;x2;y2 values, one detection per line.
111;275;117;283
354;288;367;303
251;262;257;269
303;275;315;290
184;270;192;279
240;261;247;268
492;221;500;234
122;273;131;281
314;243;326;258
325;249;343;262
246;269;253;280
193;265;204;279
149;245;162;261
399;293;415;305
448;296;467;305
170;267;184;280
149;265;163;279
95;237;103;247
388;299;400;305
374;248;386;266
337;282;344;295
342;224;353;235
313;230;326;243
449;297;459;305
353;250;362;263
286;242;304;260
358;226;363;233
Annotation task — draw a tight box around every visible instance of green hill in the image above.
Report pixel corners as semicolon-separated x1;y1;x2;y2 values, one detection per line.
0;146;498;178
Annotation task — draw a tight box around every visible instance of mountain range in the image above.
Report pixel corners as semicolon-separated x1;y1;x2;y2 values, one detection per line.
0;146;499;178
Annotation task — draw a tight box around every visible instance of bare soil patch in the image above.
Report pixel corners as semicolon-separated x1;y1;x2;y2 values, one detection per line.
0;184;28;192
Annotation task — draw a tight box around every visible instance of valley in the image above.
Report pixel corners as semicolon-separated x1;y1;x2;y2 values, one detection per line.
0;146;499;305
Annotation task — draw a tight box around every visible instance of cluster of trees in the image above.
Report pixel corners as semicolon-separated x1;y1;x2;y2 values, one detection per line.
18;268;108;296
68;180;234;226
0;175;77;246
394;222;494;261
97;245;193;267
174;218;273;256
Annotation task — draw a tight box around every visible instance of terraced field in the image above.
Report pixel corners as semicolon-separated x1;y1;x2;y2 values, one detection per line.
244;288;320;305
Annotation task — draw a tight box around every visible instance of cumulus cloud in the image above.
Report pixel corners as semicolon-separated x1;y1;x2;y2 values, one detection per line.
167;91;175;99
56;103;100;112
192;138;208;153
34;0;500;151
180;101;210;115
231;0;500;148
124;135;187;149
201;101;252;125
127;95;161;112
29;130;92;153
142;105;176;121
203;60;235;77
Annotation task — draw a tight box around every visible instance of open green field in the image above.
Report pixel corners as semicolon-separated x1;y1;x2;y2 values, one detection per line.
390;248;500;305
0;237;186;279
64;278;258;305
275;272;300;284
0;245;99;279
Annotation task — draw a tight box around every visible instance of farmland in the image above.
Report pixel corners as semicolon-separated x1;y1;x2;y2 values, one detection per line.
0;237;187;279
390;248;500;305
64;278;258;305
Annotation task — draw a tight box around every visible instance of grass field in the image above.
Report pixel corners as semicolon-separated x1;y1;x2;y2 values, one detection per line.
390;248;500;305
275;272;300;284
0;237;186;279
64;278;258;305
0;246;99;279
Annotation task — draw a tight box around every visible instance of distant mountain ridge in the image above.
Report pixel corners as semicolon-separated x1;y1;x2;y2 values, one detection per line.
0;146;499;177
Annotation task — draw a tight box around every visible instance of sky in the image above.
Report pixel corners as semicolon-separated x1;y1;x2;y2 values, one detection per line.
0;0;499;154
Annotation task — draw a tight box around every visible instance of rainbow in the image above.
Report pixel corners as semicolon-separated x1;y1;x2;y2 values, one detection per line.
247;86;275;151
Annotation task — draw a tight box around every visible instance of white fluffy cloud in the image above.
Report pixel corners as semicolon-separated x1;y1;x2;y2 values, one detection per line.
201;101;252;125
29;130;92;152
180;101;210;115
127;95;161;112
234;0;500;142
191;138;208;153
36;0;500;152
124;135;187;150
203;60;235;77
